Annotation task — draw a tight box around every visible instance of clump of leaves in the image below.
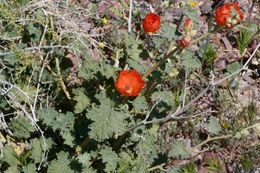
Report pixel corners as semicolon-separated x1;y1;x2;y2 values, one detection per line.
236;23;259;56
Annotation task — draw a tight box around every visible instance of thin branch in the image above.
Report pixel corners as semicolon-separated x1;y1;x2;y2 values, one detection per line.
55;57;71;100
143;100;159;124
0;45;67;56
182;71;188;107
142;48;181;79
192;122;259;150
128;0;133;32
32;53;49;120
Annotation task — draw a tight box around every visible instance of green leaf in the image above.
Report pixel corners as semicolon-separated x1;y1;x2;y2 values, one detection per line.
16;0;31;5
152;37;165;49
38;108;74;132
73;88;90;113
47;151;74;173
60;131;74;147
138;132;158;162
86;92;130;141
237;29;254;55
81;167;97;173
168;167;181;173
9;116;35;139
100;147;119;172
118;151;133;172
77;153;96;173
181;49;201;71
207;116;221;135
130;155;149;173
3;54;19;66
37;109;75;147
124;33;142;60
169;140;190;158
151;90;175;112
199;43;216;64
132;96;148;112
77;153;93;168
2;145;19;166
30;137;53;164
204;159;223;172
127;43;142;60
183;8;199;22
240;156;254;171
181;161;196;173
26;23;42;43
22;163;37;173
4;166;19;173
160;22;176;40
126;58;148;74
100;62;116;79
226;62;242;74
30;138;42;163
78;56;99;79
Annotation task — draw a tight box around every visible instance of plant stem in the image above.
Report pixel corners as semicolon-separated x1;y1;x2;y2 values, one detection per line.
193;134;232;149
55;57;71;100
148;162;165;172
142;48;180;80
193;123;259;150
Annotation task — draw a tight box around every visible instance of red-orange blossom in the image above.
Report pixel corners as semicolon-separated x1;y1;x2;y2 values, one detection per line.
115;70;145;96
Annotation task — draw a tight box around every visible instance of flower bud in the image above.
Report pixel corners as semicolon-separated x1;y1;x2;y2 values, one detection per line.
177;37;191;49
184;18;193;32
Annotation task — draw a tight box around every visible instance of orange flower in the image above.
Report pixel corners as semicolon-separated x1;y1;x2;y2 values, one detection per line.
115;70;145;96
142;13;160;33
215;2;245;27
177;37;191;49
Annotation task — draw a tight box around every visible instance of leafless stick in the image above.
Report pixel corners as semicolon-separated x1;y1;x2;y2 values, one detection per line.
32;53;49;121
128;0;133;32
55;57;71;100
143;100;159;124
0;45;67;56
182;71;187;107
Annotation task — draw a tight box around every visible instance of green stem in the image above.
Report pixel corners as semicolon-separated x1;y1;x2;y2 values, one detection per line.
142;48;180;80
55;57;71;100
148;162;165;172
193;134;232;150
193;123;259;149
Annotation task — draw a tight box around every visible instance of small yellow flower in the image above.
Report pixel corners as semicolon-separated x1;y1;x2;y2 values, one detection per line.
188;0;198;8
101;17;109;25
98;42;106;49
